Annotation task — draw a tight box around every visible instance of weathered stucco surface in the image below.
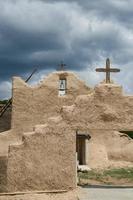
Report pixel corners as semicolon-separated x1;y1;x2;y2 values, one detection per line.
7;116;76;192
5;81;133;193
84;130;133;169
61;83;133;168
62;83;133;130
1;71;133;193
11;71;91;134
0;71;90;193
0;71;91;156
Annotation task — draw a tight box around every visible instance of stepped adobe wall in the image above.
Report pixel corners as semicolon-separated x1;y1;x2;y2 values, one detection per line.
11;71;91;134
7;116;76;192
1;72;133;192
0;71;91;156
6;83;133;193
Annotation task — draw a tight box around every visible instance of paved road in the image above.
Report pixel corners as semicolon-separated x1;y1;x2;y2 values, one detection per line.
79;186;133;200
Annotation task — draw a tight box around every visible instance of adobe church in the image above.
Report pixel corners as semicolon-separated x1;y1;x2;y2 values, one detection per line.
0;59;133;193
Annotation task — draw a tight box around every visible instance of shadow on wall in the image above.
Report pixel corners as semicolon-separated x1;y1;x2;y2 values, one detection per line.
120;131;133;139
0;156;7;192
0;105;11;133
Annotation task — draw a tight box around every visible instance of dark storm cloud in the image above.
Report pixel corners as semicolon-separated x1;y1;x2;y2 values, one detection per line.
41;0;133;28
0;25;66;78
0;0;133;98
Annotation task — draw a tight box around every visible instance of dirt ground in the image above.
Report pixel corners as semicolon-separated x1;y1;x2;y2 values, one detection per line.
79;177;133;186
0;190;78;200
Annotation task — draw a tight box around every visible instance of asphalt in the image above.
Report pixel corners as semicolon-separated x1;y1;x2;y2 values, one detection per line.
79;186;133;200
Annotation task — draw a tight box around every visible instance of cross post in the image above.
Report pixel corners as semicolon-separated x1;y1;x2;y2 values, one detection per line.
96;58;120;83
58;61;66;71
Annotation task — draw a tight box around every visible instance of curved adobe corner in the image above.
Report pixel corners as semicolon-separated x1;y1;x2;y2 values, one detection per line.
60;83;133;168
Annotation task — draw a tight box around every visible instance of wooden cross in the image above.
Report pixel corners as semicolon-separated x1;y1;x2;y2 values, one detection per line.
96;58;120;83
58;61;66;71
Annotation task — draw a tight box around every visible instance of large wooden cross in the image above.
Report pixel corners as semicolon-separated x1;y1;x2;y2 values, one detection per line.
96;58;120;83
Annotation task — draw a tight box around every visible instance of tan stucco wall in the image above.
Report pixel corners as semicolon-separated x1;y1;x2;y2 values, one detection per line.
11;71;91;134
10;81;133;170
62;83;133;130
2;72;133;193
7;116;76;192
61;83;133;168
6;81;133;194
83;129;133;169
0;71;91;156
0;71;90;192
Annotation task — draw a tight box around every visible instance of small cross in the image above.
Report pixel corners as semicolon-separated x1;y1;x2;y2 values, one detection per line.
96;58;120;83
58;61;66;71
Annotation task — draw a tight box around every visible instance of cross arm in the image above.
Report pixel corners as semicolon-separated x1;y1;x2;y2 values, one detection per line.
96;68;120;72
109;68;120;72
96;68;107;72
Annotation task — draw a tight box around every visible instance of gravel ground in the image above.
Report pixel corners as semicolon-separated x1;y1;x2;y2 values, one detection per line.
79;186;133;200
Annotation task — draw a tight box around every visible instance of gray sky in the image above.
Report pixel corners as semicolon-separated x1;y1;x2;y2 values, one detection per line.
0;0;133;99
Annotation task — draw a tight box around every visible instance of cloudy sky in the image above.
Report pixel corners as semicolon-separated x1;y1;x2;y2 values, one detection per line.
0;0;133;99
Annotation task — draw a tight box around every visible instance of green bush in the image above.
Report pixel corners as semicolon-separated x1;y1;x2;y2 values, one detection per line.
78;168;133;181
0;100;8;105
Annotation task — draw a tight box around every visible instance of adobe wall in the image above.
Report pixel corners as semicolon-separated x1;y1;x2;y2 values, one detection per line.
3;81;133;194
7;116;76;192
61;83;133;168
62;83;133;130
84;129;133;169
7;82;133;170
0;71;91;156
11;71;91;134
